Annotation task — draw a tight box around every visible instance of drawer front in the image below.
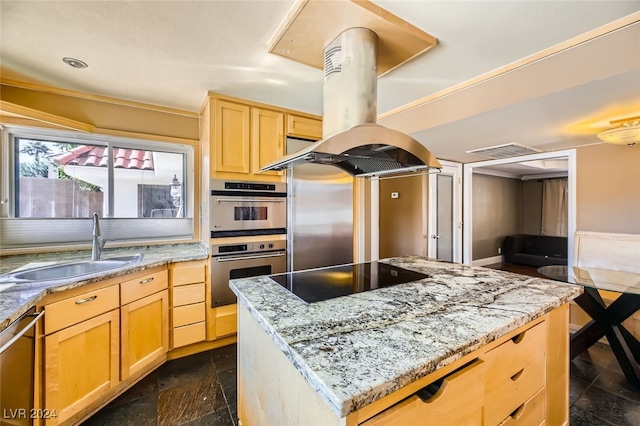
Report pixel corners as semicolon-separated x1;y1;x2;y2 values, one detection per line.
170;263;205;287
172;282;205;306
361;360;485;426
484;350;546;426
45;284;120;335
173;322;206;348
286;114;322;140
173;303;206;327
215;304;238;338
498;387;546;426
121;269;168;305
483;321;546;390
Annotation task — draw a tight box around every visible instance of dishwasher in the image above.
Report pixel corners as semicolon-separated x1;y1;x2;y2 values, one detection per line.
0;308;44;426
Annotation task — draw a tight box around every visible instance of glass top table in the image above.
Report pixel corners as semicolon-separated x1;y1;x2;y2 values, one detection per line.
538;265;640;388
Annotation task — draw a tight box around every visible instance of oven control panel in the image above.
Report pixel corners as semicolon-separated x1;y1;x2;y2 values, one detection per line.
211;240;286;256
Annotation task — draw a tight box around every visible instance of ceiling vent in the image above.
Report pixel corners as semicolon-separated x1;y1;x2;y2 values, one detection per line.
467;143;542;159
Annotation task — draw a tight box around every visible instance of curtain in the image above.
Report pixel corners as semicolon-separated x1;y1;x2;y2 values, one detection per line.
541;178;568;237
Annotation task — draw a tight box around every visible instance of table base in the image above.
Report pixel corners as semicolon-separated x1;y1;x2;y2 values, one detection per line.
570;288;640;388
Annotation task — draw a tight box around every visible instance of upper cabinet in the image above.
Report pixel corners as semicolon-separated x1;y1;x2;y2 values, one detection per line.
203;94;321;182
213;99;251;175
286;114;322;141
251;107;285;177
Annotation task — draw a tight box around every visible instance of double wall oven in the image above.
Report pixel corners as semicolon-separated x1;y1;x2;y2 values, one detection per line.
210;180;286;238
209;180;287;308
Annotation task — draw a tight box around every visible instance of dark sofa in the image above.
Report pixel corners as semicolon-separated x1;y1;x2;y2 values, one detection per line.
502;234;568;267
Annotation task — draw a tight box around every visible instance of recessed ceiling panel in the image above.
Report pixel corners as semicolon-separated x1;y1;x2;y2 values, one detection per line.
268;0;437;77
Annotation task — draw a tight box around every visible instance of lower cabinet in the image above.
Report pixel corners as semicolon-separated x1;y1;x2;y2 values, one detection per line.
361;360;485;426
169;260;207;348
358;310;564;426
40;267;169;425
213;304;237;338
120;290;169;380
44;306;120;425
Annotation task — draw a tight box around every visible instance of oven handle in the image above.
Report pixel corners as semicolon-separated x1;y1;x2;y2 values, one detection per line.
215;252;285;262
0;311;44;355
215;198;285;203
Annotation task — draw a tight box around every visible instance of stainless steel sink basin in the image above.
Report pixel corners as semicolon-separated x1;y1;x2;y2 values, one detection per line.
0;253;144;283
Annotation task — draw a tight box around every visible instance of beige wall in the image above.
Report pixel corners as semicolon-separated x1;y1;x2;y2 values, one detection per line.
0;83;199;140
379;175;425;258
472;174;522;260
576;143;640;234
522;180;543;235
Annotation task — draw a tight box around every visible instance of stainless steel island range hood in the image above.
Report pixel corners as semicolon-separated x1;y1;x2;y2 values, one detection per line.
261;27;442;178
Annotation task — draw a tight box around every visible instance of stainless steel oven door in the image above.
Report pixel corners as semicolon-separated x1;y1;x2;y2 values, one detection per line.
211;246;286;307
210;196;286;237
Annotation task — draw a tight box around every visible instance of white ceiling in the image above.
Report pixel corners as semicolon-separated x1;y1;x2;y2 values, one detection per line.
1;0;639;164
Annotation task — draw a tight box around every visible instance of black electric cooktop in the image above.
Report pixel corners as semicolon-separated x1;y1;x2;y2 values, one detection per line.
270;261;429;303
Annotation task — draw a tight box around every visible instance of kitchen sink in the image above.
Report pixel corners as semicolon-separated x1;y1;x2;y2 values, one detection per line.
0;253;144;283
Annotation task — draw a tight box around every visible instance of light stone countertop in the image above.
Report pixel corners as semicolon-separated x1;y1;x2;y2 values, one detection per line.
0;242;208;332
229;256;583;418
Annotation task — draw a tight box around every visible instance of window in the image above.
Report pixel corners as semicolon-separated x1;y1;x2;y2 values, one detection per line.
1;125;194;248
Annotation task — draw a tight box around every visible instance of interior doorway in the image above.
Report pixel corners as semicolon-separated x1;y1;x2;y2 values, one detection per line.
428;161;463;262
462;149;576;266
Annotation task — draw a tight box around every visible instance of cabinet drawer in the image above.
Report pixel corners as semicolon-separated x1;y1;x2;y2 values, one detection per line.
215;304;237;338
286;114;322;140
483;321;546;390
498;387;546;426
173;322;206;348
173;303;206;327
121;269;168;305
172;282;205;306
361;360;485;426
484;350;545;426
170;263;205;287
44;284;119;335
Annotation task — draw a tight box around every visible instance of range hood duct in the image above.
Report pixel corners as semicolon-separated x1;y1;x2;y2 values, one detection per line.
261;28;441;178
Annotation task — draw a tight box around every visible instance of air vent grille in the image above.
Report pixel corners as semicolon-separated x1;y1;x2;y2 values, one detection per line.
467;143;541;159
324;45;342;78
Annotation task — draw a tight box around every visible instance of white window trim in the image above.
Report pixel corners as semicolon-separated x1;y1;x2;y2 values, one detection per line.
0;125;195;249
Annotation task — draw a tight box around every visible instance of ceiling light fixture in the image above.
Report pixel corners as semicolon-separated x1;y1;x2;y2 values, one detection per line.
596;116;640;146
62;57;88;69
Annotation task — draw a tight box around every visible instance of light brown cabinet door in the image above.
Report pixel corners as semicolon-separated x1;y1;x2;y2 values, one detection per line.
213;100;251;174
120;289;169;380
251;108;284;176
44;310;120;425
215;304;237;338
286;114;322;140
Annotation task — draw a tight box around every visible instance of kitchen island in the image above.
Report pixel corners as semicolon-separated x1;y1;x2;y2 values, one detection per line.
230;256;583;426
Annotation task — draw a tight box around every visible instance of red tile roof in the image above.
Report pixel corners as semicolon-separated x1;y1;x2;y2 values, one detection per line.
52;146;154;170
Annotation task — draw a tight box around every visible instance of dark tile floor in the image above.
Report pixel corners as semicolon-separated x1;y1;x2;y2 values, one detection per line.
84;262;640;425
83;344;239;426
84;342;640;425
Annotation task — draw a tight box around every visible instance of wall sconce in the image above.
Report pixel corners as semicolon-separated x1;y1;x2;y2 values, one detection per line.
597;116;640;146
170;174;183;217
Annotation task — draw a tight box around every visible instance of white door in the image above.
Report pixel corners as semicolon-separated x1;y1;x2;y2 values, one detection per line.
428;161;463;262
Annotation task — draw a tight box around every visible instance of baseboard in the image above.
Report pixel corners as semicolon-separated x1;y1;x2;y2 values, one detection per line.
473;255;504;267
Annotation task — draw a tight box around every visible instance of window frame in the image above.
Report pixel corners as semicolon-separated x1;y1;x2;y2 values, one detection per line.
0;124;195;249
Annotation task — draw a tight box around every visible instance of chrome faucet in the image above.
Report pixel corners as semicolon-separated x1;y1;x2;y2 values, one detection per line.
91;212;107;261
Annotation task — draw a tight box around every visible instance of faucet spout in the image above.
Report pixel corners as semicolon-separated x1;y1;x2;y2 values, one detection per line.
91;212;106;261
